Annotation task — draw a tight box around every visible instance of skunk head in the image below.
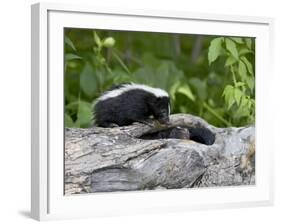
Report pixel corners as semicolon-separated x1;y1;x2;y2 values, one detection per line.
148;96;170;124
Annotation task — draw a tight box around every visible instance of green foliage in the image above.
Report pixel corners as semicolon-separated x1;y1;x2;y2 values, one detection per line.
64;29;255;128
225;38;239;60
209;37;255;124
208;37;224;64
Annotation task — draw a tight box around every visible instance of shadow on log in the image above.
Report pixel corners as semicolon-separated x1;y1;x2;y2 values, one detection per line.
65;114;255;195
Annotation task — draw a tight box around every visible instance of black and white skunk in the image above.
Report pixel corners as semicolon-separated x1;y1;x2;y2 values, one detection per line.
93;83;170;127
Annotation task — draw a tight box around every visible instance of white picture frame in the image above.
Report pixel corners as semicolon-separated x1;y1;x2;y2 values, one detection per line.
31;2;274;221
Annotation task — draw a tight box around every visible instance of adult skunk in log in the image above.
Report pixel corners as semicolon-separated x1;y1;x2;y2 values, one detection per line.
93;83;170;127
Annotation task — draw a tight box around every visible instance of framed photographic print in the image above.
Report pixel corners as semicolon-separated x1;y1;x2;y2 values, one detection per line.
31;2;274;221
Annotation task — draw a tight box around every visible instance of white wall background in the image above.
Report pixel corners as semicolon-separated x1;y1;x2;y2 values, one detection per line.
0;0;279;223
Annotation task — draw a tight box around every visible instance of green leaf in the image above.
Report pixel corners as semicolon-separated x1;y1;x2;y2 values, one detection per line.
225;38;239;60
238;60;247;80
65;114;74;127
235;82;245;88
169;80;181;101
177;84;195;102
222;85;235;109
230;37;243;44
245;38;252;49
65;53;82;61
222;85;232;98
225;55;237;67
235;96;250;118
93;31;102;47
250;99;255;108
240;96;248;109
241;56;254;75
245;76;255;91
208;37;223;65
80;63;97;97
239;48;252;56
236;105;249;118
234;88;243;105
65;36;76;51
76;101;93;128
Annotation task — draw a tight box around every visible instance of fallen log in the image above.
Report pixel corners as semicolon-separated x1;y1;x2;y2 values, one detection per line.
64;114;255;195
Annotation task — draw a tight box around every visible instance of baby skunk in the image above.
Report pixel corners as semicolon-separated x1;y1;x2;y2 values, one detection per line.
141;126;190;140
93;83;170;127
141;126;215;145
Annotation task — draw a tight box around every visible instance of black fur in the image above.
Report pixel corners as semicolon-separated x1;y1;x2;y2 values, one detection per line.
141;126;190;140
140;126;215;145
94;86;170;127
188;127;215;145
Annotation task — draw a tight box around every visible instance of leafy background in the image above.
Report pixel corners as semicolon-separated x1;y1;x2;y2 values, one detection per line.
64;28;255;128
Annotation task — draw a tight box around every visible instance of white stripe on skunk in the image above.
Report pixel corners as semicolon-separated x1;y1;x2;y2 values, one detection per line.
96;83;169;103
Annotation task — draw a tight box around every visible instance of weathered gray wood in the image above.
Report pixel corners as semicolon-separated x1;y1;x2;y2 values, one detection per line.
65;114;255;195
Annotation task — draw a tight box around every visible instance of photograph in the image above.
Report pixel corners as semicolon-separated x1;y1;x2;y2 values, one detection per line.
63;28;256;195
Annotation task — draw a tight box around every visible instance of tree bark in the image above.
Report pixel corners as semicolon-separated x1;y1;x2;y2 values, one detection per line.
65;114;255;195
